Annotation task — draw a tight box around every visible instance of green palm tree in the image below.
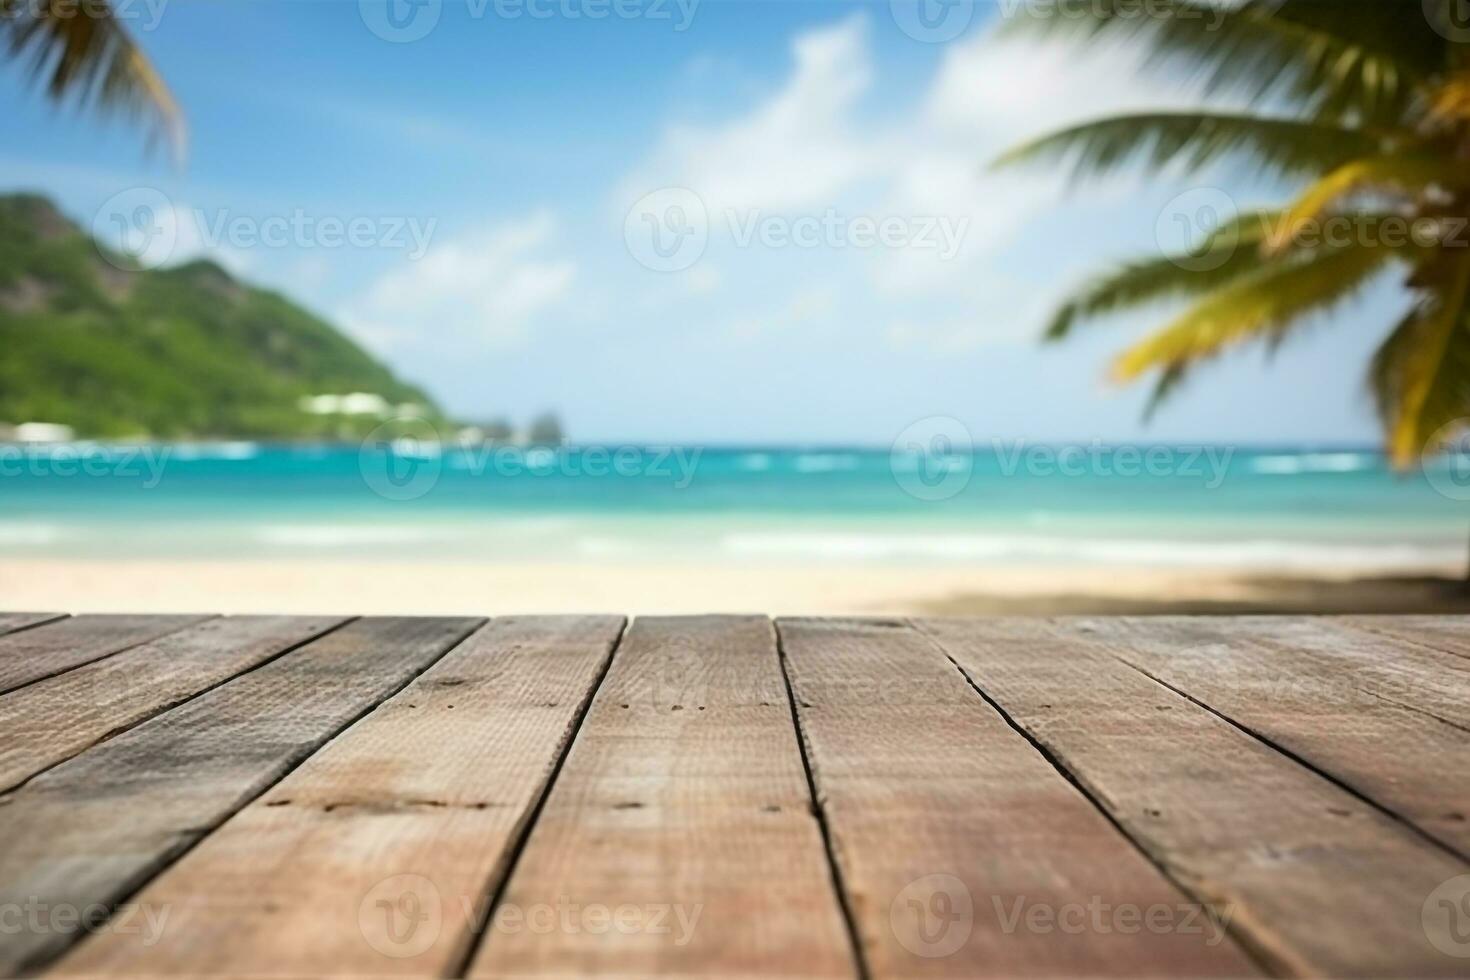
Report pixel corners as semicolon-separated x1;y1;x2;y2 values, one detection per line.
995;0;1470;470
4;0;182;157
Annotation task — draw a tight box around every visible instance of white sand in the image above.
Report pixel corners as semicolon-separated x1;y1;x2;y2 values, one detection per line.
1;559;1462;616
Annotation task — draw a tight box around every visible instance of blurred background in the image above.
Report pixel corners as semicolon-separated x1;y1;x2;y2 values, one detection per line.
2;0;1469;614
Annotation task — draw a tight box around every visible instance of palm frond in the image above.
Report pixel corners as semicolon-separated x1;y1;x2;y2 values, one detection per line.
1369;254;1470;467
1000;0;1438;125
1267;155;1466;252
993;112;1386;183
1142;362;1191;421
1112;237;1400;381
3;0;184;159
1045;210;1282;341
1428;70;1470;124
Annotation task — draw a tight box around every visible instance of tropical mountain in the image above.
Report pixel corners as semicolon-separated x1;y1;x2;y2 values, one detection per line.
0;193;443;439
997;0;1470;469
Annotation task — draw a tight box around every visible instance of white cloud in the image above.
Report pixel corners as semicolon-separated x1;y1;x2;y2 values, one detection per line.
343;212;575;354
725;282;841;344
611;14;1233;354
873;32;1207;296
620;14;876;214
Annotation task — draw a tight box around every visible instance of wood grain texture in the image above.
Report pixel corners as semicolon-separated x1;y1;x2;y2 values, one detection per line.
1191;617;1470;731
780;618;1257;979
1084;616;1470;858
469;615;856;979
1340;615;1470;663
0;615;346;793
55;616;624;977
919;617;1470;977
0;616;479;975
0;612;65;636
0;614;211;694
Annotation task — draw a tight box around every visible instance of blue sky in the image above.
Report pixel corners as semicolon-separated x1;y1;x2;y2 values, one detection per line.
2;0;1408;445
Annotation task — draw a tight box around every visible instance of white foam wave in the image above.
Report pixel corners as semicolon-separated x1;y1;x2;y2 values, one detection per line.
0;523;67;546
1250;452;1376;475
172;441;261;461
253;525;450;548
793;453;860;474
719;532;1452;569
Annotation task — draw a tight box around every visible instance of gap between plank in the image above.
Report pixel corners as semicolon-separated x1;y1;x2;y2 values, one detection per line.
0;617;359;799
1116;657;1470;867
0;614;69;639
446;616;630;978
1341;621;1470;665
18;617;487;976
774;622;872;980
1359;687;1470;736
0;615;222;698
908;620;1281;979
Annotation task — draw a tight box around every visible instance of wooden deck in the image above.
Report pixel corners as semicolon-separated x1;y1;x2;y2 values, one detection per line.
1;614;1468;978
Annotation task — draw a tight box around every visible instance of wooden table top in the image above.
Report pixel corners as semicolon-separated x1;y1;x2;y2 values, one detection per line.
0;613;1467;977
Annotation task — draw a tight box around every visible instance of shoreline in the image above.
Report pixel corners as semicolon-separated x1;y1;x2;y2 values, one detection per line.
5;559;1466;616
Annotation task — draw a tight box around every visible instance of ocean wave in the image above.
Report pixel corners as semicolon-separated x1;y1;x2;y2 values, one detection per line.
719;532;1453;568
171;441;262;461
1249;452;1377;475
0;523;67;546
253;524;452;548
793;453;860;474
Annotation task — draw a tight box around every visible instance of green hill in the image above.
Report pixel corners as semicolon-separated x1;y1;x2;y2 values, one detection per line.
0;193;444;439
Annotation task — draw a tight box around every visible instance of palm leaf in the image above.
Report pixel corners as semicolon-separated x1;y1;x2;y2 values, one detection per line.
1112;237;1400;381
1045;210;1283;340
1000;0;1437;125
1369;254;1470;467
993;112;1386;183
1142;362;1191;421
1266;155;1466;252
1428;70;1470;123
3;0;183;158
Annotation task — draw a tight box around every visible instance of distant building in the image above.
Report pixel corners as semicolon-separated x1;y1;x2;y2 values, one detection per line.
11;422;75;443
298;393;392;417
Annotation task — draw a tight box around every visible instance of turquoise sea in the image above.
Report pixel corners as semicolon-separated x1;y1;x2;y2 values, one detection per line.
0;442;1464;569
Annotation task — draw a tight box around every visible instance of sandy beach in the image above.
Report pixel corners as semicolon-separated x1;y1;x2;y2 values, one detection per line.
5;559;1467;616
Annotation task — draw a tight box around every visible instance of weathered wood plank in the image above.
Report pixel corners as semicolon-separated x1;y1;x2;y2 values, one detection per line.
0;612;65;636
1340;615;1470;663
1193;616;1470;731
55;616;623;977
780;618;1257;978
0;614;211;695
1084;616;1470;858
919;617;1470;977
0;616;480;975
0;615;346;793
469;616;856;979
